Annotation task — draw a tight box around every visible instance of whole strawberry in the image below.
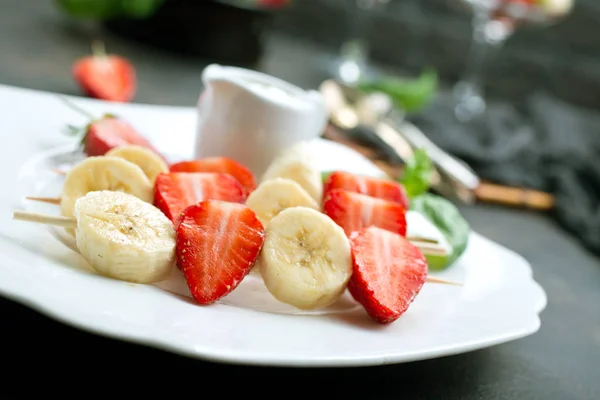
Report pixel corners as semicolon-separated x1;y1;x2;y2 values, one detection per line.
61;97;163;158
72;41;136;103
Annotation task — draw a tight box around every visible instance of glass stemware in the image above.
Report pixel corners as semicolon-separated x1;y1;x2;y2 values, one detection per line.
452;0;574;121
332;0;391;85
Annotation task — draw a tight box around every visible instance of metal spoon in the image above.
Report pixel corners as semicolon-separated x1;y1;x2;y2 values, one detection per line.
319;79;480;203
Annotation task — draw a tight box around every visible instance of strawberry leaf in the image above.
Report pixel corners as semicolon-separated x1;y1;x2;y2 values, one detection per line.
65;124;83;136
321;171;332;182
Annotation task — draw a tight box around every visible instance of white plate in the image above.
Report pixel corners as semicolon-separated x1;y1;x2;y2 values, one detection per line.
0;84;547;367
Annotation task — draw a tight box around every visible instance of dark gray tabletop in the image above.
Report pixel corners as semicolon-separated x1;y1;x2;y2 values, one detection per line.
1;1;599;398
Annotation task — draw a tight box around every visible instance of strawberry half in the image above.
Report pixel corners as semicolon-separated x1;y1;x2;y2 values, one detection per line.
348;226;428;324
177;200;265;304
154;172;246;223
82;115;162;157
322;189;407;237
170;158;257;195
72;41;136;103
324;171;409;209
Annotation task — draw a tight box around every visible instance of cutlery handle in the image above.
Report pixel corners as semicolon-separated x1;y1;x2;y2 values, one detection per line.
475;182;555;211
324;123;554;211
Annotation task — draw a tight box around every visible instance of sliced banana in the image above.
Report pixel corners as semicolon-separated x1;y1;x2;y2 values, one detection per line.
106;145;169;185
249;258;264;277
60;156;154;235
261;142;323;202
245;178;320;226
75;190;176;283
276;140;313;159
259;206;352;310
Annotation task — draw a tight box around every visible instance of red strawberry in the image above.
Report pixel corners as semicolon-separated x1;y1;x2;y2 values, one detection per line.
154;172;246;223
82;115;162;157
322;189;407;237
348;226;428;324
177;200;265;304
324;171;409;209
170;158;257;195
72;41;136;103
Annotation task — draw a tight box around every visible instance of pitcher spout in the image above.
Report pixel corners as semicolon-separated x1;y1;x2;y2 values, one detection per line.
201;64;244;99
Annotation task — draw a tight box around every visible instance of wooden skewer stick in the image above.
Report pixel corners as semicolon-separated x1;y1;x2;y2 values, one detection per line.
410;240;448;256
21;199;446;252
25;196;61;205
12;209;463;286
407;235;439;244
18;202;447;254
52;168;67;175
13;210;76;229
22;198;445;246
22;198;450;254
426;276;463;286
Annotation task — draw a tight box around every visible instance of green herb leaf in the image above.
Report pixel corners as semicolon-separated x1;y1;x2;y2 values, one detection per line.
399;148;434;199
410;193;470;268
358;68;438;114
120;0;167;18
55;0;122;18
423;252;451;271
55;0;165;19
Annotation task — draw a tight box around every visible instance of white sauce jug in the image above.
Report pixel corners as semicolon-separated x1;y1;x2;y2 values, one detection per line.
194;64;328;177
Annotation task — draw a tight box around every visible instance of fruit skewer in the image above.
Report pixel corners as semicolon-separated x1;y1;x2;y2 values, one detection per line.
13;208;460;287
23;194;447;252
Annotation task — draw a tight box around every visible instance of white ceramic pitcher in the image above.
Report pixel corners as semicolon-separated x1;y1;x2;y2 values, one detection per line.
194;64;328;177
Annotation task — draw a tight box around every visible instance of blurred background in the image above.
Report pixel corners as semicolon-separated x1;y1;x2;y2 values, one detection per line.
2;0;596;107
1;0;598;256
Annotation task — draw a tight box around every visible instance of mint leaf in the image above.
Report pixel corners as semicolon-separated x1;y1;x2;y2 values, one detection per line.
55;0;122;18
55;0;165;19
423;252;451;271
121;0;166;18
410;193;470;268
399;148;434;199
358;68;438;114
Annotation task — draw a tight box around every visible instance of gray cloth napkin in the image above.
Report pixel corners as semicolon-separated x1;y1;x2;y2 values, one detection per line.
408;91;600;256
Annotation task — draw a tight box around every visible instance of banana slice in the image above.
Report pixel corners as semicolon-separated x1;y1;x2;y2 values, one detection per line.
60;156;154;235
261;142;323;202
276;140;312;159
245;178;319;226
105;145;169;185
75;190;176;283
259;206;352;310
